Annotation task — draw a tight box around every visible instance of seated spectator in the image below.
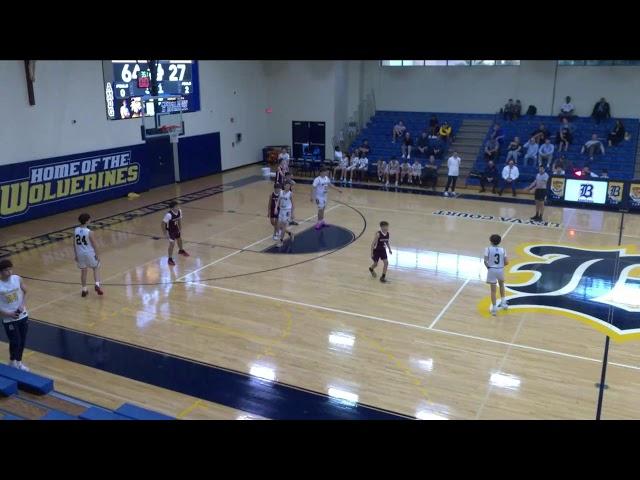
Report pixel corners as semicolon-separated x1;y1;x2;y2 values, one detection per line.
523;137;540;167
439;122;453;142
422;155;439;191
417;132;430;156
480;159;499;194
387;157;401;186
360;139;371;156
558;96;575;121
538;139;555;168
410;159;422;185
531;123;550;143
503;99;515;121
499;159;520;197
334;146;343;165
513;100;522;119
581;134;605;160
429;138;444;159
600;168;609;179
579;165;599;178
484;138;500;161
506;137;522;163
401;132;414;159
400;160;411;184
608;120;625;147
334;153;349;181
555;118;575;152
376;158;387;182
558;154;573;172
591;97;611;124
392;121;406;143
491;124;505;145
553;164;565;176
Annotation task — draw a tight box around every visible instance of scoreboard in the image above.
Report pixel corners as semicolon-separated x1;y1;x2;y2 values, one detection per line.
548;175;640;211
103;60;200;120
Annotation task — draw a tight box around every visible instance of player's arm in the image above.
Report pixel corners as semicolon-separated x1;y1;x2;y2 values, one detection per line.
504;254;509;266
527;179;536;191
18;279;27;313
88;231;99;259
483;249;490;269
371;232;379;258
387;239;392;255
329;183;343;194
161;219;169;238
310;182;316;202
72;235;78;262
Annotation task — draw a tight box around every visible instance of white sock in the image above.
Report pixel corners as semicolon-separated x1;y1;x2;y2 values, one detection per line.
82;286;88;292
95;282;100;287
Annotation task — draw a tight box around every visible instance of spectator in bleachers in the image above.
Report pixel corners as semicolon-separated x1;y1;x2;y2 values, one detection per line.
278;147;290;173
591;98;611;124
555;118;575;152
480;159;499;194
579;165;599;178
334;146;343;165
531;123;550;143
428;115;439;134
439;122;453;143
491;124;505;145
443;151;461;197
506;137;522;163
388;157;401;187
400;159;411;185
503;99;515;121
558;96;575;121
417;132;430;157
429;138;443;159
401;132;414;159
538;139;555;168
376;159;387;183
360;139;371;156
514;100;522;119
581;133;605;160
484;138;500;161
392;121;406;143
499;159;520;197
411;159;422;185
523;137;540;167
608;120;625;147
600;168;609;178
334;152;349;182
553;164;565;176
423;155;438;191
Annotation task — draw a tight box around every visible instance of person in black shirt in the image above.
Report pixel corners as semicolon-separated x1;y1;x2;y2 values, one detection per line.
592;98;611;124
531;123;549;143
422;155;439;191
401;132;414;159
360;139;371;156
417;132;430;157
480;160;499;193
608;120;625;147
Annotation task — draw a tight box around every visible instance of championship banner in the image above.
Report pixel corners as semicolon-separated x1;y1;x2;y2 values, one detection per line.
607;181;625;206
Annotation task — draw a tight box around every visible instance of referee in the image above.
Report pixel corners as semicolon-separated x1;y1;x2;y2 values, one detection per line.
526;164;550;222
0;259;30;371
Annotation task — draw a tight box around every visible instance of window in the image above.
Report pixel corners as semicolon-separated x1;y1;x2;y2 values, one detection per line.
424;60;448;66
381;60;403;66
495;60;520;66
559;60;640;66
447;60;471;66
380;60;521;67
471;60;496;66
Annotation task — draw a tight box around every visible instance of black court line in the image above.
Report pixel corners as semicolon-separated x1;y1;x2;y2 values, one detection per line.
0;318;412;420
0;175;264;259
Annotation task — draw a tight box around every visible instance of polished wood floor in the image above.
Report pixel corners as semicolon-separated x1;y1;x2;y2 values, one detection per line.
3;164;640;419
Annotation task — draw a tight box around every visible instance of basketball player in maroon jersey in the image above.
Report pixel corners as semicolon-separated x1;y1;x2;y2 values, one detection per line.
268;184;282;240
369;221;392;283
161;201;189;266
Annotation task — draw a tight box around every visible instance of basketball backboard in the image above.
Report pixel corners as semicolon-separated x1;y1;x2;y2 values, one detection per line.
141;94;186;141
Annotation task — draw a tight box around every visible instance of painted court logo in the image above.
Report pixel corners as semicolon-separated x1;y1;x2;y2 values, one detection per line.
479;244;640;341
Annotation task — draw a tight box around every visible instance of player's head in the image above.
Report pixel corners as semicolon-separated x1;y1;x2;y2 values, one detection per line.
0;259;13;279
274;183;282;192
380;221;389;232
321;167;330;176
508;159;515;166
490;234;501;246
169;200;178;210
78;213;91;225
283;182;291;191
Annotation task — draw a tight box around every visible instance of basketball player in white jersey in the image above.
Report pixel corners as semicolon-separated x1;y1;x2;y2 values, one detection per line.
311;167;342;230
276;182;295;247
484;234;509;316
0;259;30;371
74;213;104;297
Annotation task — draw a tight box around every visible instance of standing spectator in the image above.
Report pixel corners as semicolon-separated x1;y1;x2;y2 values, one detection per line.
491;124;505;145
428;115;439;136
526;165;550;222
484;138;500;161
531;123;550;143
555;118;575;152
608;120;625;147
423;155;439;191
443;151;461;197
558;96;575;121
523;137;540;167
499;159;520;197
591;97;611;124
417;131;430;157
360;139;371;156
506;137;522;163
439;121;453;143
480;159;499;194
392;121;406;143
581;133;605;160
0;260;30;371
538;139;555;168
401;132;414;159
278;147;290;173
503;99;515;121
513;100;522;119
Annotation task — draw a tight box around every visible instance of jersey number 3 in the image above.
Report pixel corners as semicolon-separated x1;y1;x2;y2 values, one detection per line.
494;253;500;265
75;235;88;246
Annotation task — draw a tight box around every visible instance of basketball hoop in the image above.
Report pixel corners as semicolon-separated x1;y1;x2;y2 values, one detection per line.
161;125;181;143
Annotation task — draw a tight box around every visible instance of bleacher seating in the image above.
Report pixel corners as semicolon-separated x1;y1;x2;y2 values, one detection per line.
468;115;639;190
0;366;174;420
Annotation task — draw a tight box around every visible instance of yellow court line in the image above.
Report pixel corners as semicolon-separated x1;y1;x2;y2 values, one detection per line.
176;399;203;419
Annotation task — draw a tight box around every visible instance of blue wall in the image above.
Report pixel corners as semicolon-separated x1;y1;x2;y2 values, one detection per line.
0;132;221;228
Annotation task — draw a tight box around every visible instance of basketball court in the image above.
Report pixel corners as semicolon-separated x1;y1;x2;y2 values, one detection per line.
2;163;640;419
